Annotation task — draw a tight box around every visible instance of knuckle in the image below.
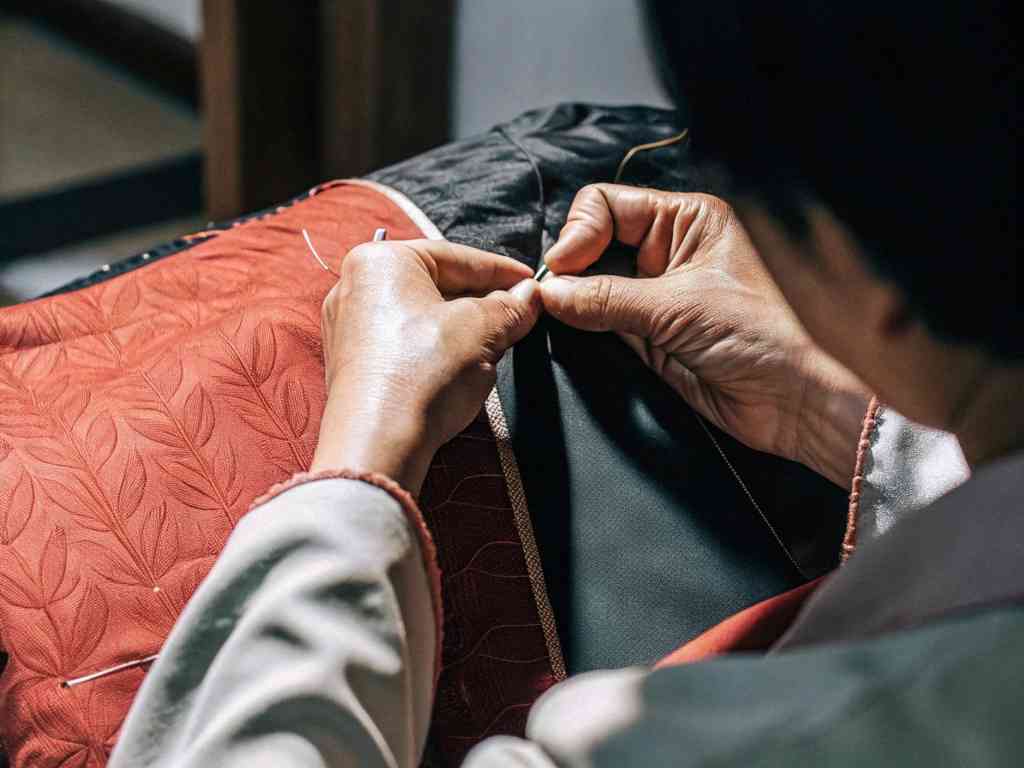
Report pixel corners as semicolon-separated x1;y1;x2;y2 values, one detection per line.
648;300;681;342
321;284;339;318
395;240;441;282
577;183;605;201
343;242;381;272
495;295;523;329
572;185;611;218
578;277;614;326
396;239;430;261
693;192;735;219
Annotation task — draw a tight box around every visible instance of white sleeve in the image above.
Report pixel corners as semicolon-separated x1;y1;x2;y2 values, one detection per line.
108;475;439;768
855;406;970;541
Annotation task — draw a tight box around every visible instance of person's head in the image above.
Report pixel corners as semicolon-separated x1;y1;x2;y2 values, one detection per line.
648;1;1019;461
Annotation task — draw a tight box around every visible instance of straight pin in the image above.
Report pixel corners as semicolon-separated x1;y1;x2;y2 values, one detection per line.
61;654;159;688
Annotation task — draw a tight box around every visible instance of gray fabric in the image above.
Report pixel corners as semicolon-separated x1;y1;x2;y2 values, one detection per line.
109;477;436;768
465;608;1024;767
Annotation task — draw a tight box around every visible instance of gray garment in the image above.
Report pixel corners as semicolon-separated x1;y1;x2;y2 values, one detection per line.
111;418;1023;768
466;608;1024;768
779;444;1020;650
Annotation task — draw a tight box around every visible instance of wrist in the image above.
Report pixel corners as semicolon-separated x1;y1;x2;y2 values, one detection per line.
795;362;873;490
311;391;438;496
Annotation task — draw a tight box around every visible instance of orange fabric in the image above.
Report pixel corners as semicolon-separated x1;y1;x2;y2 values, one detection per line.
654;577;825;669
0;183;558;767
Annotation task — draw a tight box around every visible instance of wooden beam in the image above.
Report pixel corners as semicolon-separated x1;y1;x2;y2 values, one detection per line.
318;0;453;178
200;1;319;220
200;1;453;220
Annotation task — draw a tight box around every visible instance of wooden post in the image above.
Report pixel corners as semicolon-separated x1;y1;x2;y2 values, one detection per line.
318;0;453;178
200;1;452;220
200;1;319;220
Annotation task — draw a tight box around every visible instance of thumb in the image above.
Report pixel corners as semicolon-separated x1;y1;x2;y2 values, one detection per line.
540;274;664;336
472;278;543;362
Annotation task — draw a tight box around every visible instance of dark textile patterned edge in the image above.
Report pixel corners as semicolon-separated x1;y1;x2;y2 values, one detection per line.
39;189;319;299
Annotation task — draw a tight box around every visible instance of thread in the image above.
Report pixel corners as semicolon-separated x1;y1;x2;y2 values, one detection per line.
302;228;339;276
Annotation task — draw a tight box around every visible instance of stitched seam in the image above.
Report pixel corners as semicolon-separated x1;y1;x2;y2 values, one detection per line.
842;397;880;562
496;126;547;262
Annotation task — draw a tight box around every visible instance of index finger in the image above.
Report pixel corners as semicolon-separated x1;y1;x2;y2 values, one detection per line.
542;184;699;277
397;239;533;296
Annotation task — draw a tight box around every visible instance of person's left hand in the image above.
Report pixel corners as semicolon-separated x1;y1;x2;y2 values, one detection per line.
311;239;540;495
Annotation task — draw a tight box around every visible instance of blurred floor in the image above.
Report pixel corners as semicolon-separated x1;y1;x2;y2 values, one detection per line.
0;12;201;304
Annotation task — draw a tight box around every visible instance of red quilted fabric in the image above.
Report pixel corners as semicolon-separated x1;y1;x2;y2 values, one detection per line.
0;182;559;767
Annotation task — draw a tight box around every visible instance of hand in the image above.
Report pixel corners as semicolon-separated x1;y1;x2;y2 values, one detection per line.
540;185;870;488
312;239;540;495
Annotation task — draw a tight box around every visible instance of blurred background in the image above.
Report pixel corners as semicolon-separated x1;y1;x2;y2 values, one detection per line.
0;0;669;304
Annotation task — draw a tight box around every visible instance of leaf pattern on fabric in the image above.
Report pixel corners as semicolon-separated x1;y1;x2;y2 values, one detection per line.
0;435;13;462
0;467;34;545
85;412;118;471
0;183;547;768
116;450;147;521
419;412;562;764
281;379;310;437
0;527;80;610
77;541;147;588
211;314;313;471
247;321;278;386
182;385;216;448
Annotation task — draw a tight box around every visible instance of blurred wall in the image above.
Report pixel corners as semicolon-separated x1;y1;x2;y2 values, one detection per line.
452;0;670;138
103;1;667;139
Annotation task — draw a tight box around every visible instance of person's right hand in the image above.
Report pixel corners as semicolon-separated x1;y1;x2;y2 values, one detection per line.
540;184;871;488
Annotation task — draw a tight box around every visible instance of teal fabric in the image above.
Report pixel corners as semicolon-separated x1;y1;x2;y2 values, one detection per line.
640;609;1021;768
465;606;1024;767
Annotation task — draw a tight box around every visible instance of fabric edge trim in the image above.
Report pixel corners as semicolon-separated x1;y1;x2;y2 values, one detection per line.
341;176;565;678
842;396;881;562
341;179;446;241
485;388;568;680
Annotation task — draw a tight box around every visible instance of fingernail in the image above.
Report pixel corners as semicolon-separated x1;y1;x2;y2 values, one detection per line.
510;278;539;302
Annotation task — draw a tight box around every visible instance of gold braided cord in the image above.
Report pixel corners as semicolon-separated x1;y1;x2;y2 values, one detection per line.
613;129;689;183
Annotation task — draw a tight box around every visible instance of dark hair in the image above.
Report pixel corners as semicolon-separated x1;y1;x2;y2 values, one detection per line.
647;1;1019;359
